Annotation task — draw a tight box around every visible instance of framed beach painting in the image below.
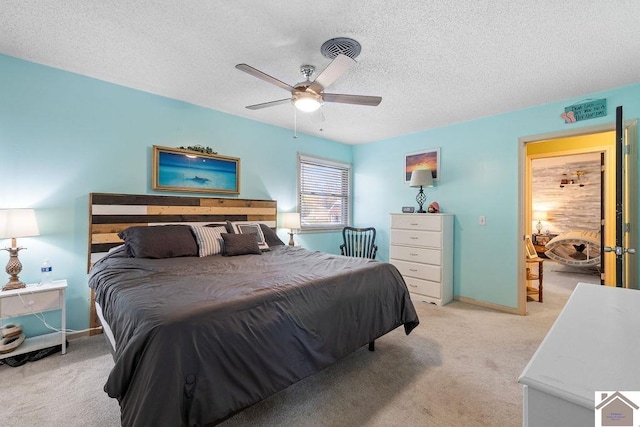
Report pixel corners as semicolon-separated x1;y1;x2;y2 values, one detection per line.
152;145;240;194
405;148;440;182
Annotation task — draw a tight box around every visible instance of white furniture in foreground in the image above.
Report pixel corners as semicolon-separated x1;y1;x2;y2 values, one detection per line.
389;213;453;305
518;283;640;427
0;280;67;359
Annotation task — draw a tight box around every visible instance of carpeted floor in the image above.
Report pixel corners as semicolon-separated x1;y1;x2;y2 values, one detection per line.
1;262;597;426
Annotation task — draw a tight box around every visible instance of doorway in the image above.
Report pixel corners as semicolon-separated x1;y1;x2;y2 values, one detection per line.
518;119;638;315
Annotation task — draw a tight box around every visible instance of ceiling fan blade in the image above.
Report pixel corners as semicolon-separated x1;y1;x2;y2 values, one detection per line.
309;108;326;123
245;98;291;110
322;93;382;106
235;64;294;92
307;54;355;94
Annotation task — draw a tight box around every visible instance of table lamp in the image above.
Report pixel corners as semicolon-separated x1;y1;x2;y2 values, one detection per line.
0;209;40;291
281;212;301;246
533;210;548;234
409;169;434;213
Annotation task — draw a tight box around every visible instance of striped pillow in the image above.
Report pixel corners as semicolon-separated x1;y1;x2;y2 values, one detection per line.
191;225;227;257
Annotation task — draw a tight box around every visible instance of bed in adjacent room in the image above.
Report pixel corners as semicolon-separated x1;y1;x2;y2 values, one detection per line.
87;193;419;427
543;230;601;267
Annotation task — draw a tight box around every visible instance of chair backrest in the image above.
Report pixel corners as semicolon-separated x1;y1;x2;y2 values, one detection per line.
340;227;378;259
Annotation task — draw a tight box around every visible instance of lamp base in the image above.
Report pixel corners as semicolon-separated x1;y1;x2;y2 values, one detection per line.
3;278;26;291
288;232;295;247
415;186;427;214
3;246;26;291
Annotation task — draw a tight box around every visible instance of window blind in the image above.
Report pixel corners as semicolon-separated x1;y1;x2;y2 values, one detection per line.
298;154;351;230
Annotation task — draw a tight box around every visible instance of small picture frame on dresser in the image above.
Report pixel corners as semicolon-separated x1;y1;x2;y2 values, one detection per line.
402;206;415;213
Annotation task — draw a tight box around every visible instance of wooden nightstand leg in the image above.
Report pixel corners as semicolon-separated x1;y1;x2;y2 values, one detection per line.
538;261;543;303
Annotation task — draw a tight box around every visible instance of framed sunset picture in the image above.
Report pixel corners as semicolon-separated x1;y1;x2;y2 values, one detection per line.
404;148;440;182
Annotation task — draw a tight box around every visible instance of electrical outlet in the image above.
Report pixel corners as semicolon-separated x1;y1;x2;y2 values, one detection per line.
479;216;486;226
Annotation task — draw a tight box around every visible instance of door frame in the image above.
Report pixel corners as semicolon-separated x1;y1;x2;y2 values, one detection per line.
518;119;638;314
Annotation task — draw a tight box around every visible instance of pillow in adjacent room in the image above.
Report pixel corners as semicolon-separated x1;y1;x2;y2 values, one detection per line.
259;223;285;247
221;233;262;256
117;225;198;258
191;225;227;257
229;222;270;251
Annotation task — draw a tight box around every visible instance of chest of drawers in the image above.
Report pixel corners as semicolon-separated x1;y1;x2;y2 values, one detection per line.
389;213;453;305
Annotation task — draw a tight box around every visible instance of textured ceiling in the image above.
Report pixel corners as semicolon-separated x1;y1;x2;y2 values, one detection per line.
2;1;640;144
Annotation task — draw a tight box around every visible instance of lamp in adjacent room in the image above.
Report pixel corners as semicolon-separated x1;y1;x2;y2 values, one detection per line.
409;169;434;213
281;212;301;246
0;209;40;291
533;210;548;234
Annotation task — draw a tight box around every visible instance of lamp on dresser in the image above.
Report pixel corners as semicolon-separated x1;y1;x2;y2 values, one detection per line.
409;169;434;213
0;209;40;291
281;212;301;246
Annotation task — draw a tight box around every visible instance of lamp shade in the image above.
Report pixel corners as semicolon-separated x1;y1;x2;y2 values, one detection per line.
0;209;40;239
533;210;549;221
281;212;301;229
409;170;434;188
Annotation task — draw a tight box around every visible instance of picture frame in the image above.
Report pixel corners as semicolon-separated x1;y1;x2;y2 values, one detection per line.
405;148;440;183
525;236;538;259
152;145;240;194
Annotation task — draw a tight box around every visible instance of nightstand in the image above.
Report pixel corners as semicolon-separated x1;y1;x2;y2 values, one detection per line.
0;280;67;359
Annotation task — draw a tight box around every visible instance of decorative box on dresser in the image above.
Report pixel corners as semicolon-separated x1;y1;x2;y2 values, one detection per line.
389;213;453;305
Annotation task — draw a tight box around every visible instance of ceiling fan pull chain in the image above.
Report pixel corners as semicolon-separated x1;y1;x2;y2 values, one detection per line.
293;108;298;139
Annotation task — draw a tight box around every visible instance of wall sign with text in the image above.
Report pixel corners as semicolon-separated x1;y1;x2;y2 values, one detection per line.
561;99;607;123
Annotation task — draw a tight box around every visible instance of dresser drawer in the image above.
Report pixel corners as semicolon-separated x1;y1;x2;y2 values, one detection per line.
404;276;441;299
391;214;442;231
390;259;441;282
390;229;442;248
390;245;441;265
0;289;62;317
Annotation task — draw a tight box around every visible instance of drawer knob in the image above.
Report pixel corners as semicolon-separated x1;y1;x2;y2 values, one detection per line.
410;253;418;256
409;284;417;288
410;237;418;240
410;223;419;226
409;268;418;272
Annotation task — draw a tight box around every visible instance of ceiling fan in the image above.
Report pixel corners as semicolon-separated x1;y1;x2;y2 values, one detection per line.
235;54;382;117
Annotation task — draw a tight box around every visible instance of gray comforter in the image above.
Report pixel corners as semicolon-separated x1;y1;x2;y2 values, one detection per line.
88;245;419;426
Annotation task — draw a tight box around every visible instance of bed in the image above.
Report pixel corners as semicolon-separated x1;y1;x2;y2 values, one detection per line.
87;193;419;426
543;230;601;267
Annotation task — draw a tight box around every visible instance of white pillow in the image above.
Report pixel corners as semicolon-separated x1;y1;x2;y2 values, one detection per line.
190;226;227;257
229;222;270;251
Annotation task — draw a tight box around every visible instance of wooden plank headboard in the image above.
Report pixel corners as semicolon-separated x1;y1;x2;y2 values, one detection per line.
87;192;278;333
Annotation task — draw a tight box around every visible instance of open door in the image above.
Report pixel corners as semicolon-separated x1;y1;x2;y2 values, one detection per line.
604;106;638;288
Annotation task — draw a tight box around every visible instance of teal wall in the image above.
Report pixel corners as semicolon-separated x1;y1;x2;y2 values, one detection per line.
353;83;640;308
2;52;639;334
0;54;350;335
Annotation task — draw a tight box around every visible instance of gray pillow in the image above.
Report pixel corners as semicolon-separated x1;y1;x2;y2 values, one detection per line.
222;233;261;256
259;224;285;246
118;225;198;258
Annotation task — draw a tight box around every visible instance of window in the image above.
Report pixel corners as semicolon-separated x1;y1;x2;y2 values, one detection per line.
298;153;351;231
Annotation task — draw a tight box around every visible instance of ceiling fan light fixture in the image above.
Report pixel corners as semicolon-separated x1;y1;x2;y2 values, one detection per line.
292;92;323;112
